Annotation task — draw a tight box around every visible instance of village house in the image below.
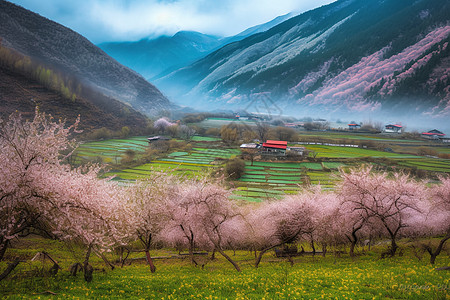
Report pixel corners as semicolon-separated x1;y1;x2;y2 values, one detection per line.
261;140;287;156
348;123;361;130
421;129;445;140
384;124;403;133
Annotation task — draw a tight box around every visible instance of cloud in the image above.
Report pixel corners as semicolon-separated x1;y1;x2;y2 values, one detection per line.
9;0;335;43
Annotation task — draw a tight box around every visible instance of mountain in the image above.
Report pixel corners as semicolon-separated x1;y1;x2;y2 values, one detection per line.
99;31;223;80
0;0;171;116
156;0;450;120
231;13;294;40
98;14;294;81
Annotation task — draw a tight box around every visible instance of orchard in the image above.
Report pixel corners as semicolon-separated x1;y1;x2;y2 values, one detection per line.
0;110;448;287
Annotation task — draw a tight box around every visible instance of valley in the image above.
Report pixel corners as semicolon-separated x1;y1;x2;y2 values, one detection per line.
72;117;450;203
1;0;449;298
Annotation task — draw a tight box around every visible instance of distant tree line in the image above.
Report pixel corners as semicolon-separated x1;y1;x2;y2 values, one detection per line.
0;42;79;101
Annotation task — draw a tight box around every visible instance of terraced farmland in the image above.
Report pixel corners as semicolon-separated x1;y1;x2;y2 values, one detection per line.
394;157;450;173
108;147;240;180
73;137;149;164
232;161;343;202
303;144;419;158
73;136;449;203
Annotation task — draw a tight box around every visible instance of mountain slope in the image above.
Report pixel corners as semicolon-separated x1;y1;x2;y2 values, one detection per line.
99;14;295;81
0;64;149;132
157;0;450;118
0;0;170;115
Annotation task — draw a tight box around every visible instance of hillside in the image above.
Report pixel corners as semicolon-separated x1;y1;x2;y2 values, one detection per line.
0;0;171;116
156;0;450;120
0;64;149;132
99;14;294;81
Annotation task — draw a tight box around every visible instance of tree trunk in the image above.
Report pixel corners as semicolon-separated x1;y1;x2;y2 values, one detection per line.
188;239;198;266
217;248;241;272
83;244;94;282
0;259;20;281
144;250;156;273
349;241;356;257
95;250;115;270
255;243;283;268
0;241;9;261
322;244;327;257
287;255;294;266
255;248;269;268
310;239;316;256
426;234;450;265
389;237;398;257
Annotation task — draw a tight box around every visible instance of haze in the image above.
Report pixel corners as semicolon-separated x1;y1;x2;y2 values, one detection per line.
8;0;335;43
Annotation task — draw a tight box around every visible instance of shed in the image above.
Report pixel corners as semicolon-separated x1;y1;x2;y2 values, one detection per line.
147;136;170;143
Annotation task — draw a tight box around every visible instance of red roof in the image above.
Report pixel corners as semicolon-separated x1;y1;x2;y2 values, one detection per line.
263;143;287;150
422;132;445;136
348;124;360;126
386;124;402;128
265;140;287;146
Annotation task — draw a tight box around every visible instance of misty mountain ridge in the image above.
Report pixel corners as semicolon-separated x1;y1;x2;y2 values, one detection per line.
99;13;295;81
0;0;171;116
155;0;450;124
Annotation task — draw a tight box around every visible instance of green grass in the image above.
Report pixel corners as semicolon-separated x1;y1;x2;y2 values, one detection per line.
1;237;449;299
304;145;419;158
73;137;150;164
106;147;238;181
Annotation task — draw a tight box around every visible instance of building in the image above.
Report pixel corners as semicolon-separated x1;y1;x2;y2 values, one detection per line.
288;146;305;156
421;129;445;140
384;124;403;133
240;143;260;149
147;136;170;143
261;140;287;156
348;123;361;130
284;122;304;128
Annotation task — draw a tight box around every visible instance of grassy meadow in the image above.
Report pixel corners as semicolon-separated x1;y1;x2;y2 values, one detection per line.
1;237;449;299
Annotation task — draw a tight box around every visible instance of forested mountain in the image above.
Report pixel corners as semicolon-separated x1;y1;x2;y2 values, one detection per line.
99;14;294;81
156;0;450;119
0;0;171;116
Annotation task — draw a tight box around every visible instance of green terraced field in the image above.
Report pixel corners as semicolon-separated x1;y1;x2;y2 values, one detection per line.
232;161;333;202
303;145;419;158
74;137;449;204
73;137;150;164
107;147;239;181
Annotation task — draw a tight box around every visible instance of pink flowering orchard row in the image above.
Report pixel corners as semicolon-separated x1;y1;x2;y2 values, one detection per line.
0;110;449;280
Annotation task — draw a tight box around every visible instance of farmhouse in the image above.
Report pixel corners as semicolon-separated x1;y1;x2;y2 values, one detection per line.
261;140;287;156
348;123;361;130
384;124;402;133
421;129;445;140
284;122;304;128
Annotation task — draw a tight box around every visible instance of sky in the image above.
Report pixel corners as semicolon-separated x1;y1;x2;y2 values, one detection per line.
8;0;335;43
